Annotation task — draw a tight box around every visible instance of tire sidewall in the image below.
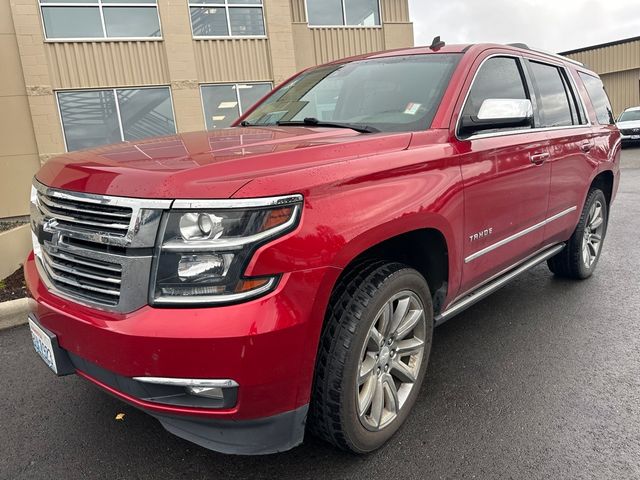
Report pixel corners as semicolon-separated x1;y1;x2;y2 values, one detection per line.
340;269;434;453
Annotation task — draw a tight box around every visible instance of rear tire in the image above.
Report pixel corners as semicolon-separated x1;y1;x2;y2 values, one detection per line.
547;188;608;279
308;261;433;453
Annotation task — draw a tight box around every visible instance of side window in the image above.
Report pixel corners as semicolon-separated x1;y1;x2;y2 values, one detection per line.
560;70;587;125
579;73;615;125
461;57;531;134
528;61;575;127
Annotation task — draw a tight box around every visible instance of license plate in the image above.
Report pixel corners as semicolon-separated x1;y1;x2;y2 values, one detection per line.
29;318;58;374
632;135;640;140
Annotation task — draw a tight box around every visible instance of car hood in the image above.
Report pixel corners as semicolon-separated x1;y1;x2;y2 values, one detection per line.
617;120;640;130
36;127;412;199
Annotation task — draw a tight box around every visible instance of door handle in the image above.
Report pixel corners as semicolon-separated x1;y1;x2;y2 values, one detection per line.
530;152;549;165
580;141;593;152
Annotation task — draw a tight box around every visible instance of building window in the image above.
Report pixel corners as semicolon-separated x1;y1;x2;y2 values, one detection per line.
39;0;161;40
306;0;380;27
57;87;176;151
201;83;272;129
189;0;266;38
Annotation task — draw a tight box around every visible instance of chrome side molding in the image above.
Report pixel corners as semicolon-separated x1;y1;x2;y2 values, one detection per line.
436;243;566;326
465;207;576;263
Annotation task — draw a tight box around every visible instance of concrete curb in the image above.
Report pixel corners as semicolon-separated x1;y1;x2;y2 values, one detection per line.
0;298;32;331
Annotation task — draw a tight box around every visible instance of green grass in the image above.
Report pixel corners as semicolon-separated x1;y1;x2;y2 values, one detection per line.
0;280;5;291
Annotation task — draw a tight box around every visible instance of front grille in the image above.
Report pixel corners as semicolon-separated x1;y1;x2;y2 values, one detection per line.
621;128;640;136
40;245;122;306
32;181;171;312
37;190;133;236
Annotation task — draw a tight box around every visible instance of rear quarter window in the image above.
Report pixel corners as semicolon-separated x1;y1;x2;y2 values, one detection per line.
578;73;615;125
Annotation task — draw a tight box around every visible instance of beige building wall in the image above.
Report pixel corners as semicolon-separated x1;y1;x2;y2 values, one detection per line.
563;37;640;117
290;0;413;70
2;0;414;219
1;0;40;218
600;69;640;119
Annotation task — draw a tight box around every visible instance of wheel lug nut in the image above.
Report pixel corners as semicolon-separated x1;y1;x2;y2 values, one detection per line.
388;338;393;345
377;367;381;375
384;365;389;372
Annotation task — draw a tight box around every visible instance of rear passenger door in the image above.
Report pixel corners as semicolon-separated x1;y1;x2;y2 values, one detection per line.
454;55;552;294
524;59;594;245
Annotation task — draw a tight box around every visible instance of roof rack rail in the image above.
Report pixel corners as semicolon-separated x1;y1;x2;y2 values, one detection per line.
506;43;585;67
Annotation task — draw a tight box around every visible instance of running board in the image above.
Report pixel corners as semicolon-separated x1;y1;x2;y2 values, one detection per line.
435;243;566;326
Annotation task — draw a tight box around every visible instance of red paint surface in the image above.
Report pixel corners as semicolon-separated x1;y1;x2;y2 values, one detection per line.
27;44;620;422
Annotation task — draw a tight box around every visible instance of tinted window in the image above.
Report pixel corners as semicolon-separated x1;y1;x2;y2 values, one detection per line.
58;91;121;151
228;7;265;35
307;0;343;25
41;7;103;38
529;62;574;127
461;57;530;133
560;71;587;125
58;87;176;151
202;83;272;130
244;54;461;133
579;73;615;125
40;0;160;39
189;0;265;37
344;0;380;26
103;7;161;37
117;88;176;141
307;0;380;26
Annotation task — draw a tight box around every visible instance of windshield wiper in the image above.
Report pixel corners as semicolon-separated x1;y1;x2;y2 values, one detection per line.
277;117;379;134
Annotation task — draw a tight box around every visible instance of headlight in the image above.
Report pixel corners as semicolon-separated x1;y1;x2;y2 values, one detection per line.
151;195;303;305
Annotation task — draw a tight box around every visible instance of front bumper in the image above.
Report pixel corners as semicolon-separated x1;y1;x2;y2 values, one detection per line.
24;252;340;454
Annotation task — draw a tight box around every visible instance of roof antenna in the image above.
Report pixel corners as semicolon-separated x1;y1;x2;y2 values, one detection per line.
430;36;445;51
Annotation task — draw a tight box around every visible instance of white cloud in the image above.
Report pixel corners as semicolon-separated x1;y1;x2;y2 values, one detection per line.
409;0;640;53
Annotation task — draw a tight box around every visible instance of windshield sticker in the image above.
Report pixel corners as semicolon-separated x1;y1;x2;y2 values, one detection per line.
404;103;421;115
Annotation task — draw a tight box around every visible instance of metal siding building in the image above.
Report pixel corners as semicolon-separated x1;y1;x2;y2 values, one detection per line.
0;0;414;219
561;37;640;119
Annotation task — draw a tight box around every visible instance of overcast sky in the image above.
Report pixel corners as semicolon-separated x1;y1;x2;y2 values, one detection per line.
409;0;640;53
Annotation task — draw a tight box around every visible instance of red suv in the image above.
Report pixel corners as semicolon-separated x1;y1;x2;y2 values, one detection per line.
26;42;620;455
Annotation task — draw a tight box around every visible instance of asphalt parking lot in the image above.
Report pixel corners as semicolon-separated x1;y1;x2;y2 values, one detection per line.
2;149;640;480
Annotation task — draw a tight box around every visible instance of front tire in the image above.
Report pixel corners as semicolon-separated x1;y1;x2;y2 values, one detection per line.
308;262;434;453
547;188;608;279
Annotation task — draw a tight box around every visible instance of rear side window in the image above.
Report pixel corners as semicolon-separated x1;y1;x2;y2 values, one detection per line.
461;57;531;132
579;73;615;125
528;61;577;127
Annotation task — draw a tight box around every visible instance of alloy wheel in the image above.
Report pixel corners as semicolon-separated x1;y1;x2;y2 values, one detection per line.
582;200;605;268
356;291;426;431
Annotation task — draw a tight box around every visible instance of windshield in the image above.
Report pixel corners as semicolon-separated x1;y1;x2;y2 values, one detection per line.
243;54;461;133
618;110;640;122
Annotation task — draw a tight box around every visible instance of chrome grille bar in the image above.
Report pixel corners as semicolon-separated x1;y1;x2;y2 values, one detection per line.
45;249;122;273
37;194;133;219
38;198;131;232
40;253;121;299
43;251;122;285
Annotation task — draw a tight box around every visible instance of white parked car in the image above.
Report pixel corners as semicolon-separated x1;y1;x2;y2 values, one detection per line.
617;106;640;145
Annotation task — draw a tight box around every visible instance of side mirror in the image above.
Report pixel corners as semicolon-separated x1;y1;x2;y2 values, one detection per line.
459;98;533;137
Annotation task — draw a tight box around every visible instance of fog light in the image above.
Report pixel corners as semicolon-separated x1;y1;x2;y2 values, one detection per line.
186;386;224;399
